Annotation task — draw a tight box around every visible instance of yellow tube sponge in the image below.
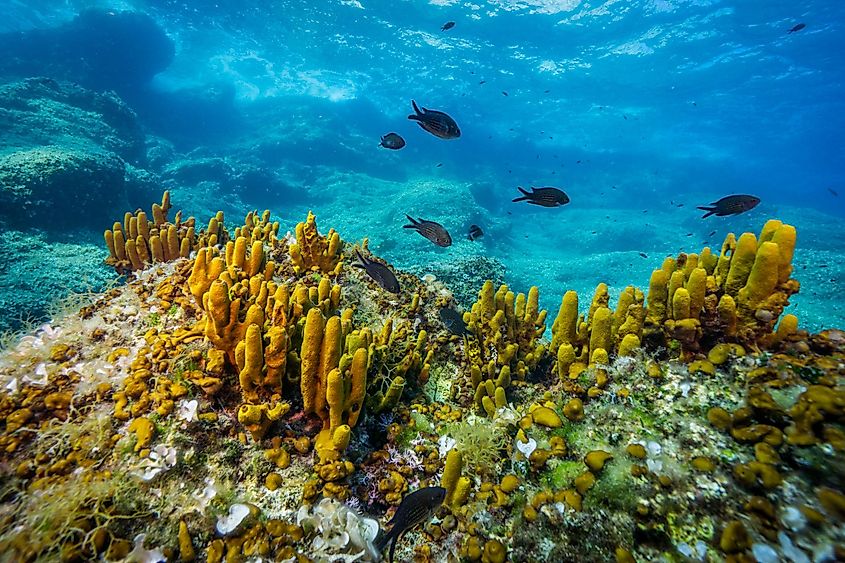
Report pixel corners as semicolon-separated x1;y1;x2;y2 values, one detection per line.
646;269;669;325
551;291;579;351
316;316;343;417
715;233;737;285
686;268;707;320
589;307;612;355
737;241;780;311
618;334;640;357
189;248;225;305
724;232;758;295
771;223;796;284
718;295;738;337
237;323;264;403
556;343;576;381
758;219;782;243
300;308;325;414
289;211;343;275
347;348;368;427
775;314;798;342
442;449;463;506
672;288;691;320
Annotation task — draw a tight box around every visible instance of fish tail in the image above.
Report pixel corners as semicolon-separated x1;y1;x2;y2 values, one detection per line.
354;248;367;264
696;206;716;219
411;100;422;115
512;187;530;202
388;537;397;563
403;214;418;228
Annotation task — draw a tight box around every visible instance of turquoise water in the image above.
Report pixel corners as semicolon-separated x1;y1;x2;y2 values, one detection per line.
1;0;844;332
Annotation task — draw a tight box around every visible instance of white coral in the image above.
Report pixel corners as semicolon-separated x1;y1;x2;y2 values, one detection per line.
296;498;380;561
134;445;177;481
178;399;199;423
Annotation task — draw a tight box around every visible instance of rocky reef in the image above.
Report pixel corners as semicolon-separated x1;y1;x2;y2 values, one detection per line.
0;195;843;562
0;78;158;230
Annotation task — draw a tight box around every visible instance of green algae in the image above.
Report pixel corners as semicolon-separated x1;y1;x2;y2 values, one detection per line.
543;460;582;489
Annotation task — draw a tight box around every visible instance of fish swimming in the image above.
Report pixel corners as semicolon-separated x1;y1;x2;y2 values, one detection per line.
375;486;446;563
351;250;400;293
441;21;455;31
408;100;461;140
697;195;760;218
439;308;470;336
467;224;483;241
379;133;406;150
403;215;452;247
788;23;806;34
512;186;570;208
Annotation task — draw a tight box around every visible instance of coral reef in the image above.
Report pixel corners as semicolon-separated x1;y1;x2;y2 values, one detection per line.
0;203;842;563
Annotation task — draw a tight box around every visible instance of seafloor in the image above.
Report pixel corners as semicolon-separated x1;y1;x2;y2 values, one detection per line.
0;195;843;563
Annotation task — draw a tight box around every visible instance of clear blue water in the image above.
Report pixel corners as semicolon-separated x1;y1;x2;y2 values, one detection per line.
2;0;844;331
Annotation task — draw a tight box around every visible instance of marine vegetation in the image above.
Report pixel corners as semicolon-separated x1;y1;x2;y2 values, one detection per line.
0;196;843;562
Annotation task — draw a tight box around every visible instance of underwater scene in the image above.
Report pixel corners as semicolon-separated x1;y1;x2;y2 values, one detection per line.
1;1;844;562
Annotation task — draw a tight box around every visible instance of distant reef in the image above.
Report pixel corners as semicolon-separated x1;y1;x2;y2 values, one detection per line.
0;78;159;231
0;10;174;95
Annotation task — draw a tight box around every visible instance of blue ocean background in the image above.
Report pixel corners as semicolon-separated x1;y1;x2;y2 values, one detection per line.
1;0;844;334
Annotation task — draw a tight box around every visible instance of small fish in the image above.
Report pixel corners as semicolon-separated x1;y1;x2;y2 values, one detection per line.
708;230;716;236
697;195;760;218
403;215;452;247
544;89;550;93
436;162;443;167
441;21;455;31
828;187;839;197
639;252;648;258
467;224;483;241
512;186;570;208
408;100;461;140
379;132;406;150
788;23;806;34
375;487;446;563
439;308;470;335
479;80;486;84
352;250;400;293
502;91;508;96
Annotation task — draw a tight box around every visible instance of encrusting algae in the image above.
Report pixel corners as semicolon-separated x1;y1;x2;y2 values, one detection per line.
1;196;843;562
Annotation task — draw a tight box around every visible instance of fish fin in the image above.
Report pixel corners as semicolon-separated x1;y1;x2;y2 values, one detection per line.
518;186;530;196
512;187;531;202
407;113;421;122
696;206;716;219
355;248;368;264
403;214;419;229
411;100;422;115
388;535;398;563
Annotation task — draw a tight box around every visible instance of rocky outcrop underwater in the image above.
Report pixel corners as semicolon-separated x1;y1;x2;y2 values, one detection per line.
0;192;842;562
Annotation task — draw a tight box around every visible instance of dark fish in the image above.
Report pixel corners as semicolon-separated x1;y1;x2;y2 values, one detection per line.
375;487;446;563
408;100;461;140
828;187;838;197
697;195;760;218
502;91;508;96
439;308;470;335
467;224;483;241
403;215;452;247
379;132;406;150
479;80;486;84
788;23;806;34
351;250;400;293
436;163;443;167
639;252;648;258
441;21;455;31
512;186;570;208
